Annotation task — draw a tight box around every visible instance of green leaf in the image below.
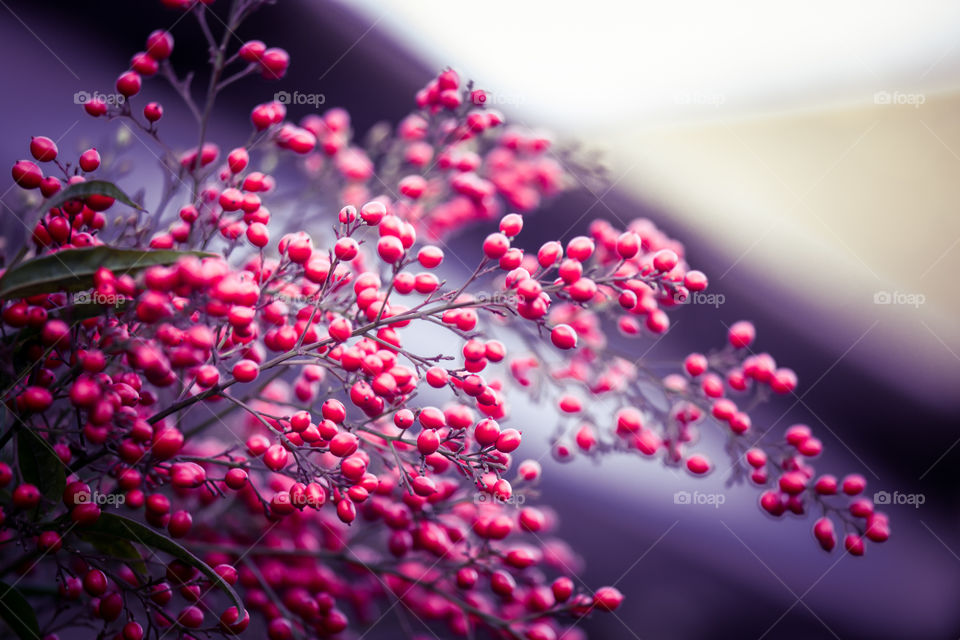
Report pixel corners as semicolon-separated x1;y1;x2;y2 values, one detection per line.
39;180;143;214
77;531;148;580
83;514;244;614
0;581;40;640
0;247;216;300
16;428;65;512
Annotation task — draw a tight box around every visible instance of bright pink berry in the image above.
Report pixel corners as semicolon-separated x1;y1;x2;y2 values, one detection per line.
146;30;174;60
30;137;58;162
728;321;756;349
550;324;577;350
686;454;711;475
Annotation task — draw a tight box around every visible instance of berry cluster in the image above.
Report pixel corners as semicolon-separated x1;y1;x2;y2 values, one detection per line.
1;2;885;639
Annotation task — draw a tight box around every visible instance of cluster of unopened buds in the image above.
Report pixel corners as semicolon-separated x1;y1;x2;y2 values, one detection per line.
0;1;886;639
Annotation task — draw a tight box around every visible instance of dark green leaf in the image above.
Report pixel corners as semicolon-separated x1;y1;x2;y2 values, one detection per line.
39;179;143;214
0;247;215;300
16;428;65;511
0;581;39;640
77;531;148;580
83;514;244;614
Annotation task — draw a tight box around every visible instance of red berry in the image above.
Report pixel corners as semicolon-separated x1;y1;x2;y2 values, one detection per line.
496;428;521;453
131;52;159;76
146;30;174;60
616;232;640;259
329;432;359;457
653;249;678;272
815;474;838;495
21;386;53;412
593;586;624;611
329;317;352;342
844;534;865;556
550;324;577;350
220;607;250;634
178;606;204;628
12;160;42;189
334;237;358;261
322;399;347;423
263;444;289;471
483;233;510;259
684;353;707;377
491;570;516;597
143;102;163;122
417;245;444;268
417;429;440;455
260;48;290;79
684;270;708;291
37;530;62;552
474;418;501;447
168;510;193;537
418;406;446;429
728;321;756;349
778;471;807;494
84;98;108;117
813;517;836;551
240;39;266;61
30;137;58;162
499;213;523;236
13;484;41;509
360;201;386;225
246;222;269;247
537;241;563;267
377;235;404;263
842;474;867;496
225;468;248;490
685;454;711;475
232;359;260;382
83;569;107;596
122;622;144;640
785;424;811;446
116;71;142;97
552;577;574;602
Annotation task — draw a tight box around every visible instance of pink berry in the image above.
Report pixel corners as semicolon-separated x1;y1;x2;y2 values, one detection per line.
12;160;42;189
593;586;624;612
116;71;142;97
30;136;58;162
653;249;678;272
686;454;711;475
146;30;174;60
79;149;101;172
144;102;163;122
728;321;756;349
483;233;510;259
550;324;577;350
232;359;260;382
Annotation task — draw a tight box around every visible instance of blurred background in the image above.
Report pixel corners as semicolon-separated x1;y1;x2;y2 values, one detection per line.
2;0;959;637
